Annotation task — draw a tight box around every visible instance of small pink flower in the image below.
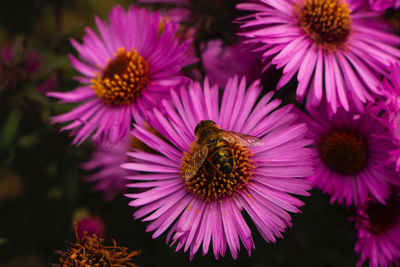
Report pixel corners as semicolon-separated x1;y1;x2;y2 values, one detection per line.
352;189;400;267
81;137;131;202
0;42;42;88
201;40;262;88
76;216;106;239
378;61;400;172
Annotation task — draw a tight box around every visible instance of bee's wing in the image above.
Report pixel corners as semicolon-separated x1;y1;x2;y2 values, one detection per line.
221;130;264;146
184;143;208;181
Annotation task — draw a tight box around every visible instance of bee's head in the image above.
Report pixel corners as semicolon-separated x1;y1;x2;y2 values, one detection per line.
194;120;216;137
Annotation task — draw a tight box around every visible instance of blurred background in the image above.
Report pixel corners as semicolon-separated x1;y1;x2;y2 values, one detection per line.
0;0;388;266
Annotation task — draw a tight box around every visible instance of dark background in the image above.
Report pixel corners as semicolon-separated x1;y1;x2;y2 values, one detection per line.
0;0;374;266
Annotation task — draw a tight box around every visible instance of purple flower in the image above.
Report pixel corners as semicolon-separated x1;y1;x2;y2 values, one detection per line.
82;115;158;202
48;5;194;146
379;61;400;171
122;76;313;259
76;216;106;239
38;74;58;94
81;137;131;202
299;102;399;206
352;190;400;267
139;1;190;22
238;0;400;113
201;39;262;88
140;0;241;44
369;0;400;11
0;42;42;89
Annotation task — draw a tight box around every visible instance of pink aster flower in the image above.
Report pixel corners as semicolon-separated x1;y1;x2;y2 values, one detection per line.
76;216;106;239
122;76;314;259
352;190;400;267
369;0;400;11
0;41;42;89
139;0;190;22
379;61;400;171
81;137;131;202
82;114;158;201
201;39;263;88
299;102;399;206
140;0;242;44
48;5;194;145
238;0;400;113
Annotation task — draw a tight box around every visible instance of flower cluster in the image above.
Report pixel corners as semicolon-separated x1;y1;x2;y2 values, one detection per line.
48;1;400;266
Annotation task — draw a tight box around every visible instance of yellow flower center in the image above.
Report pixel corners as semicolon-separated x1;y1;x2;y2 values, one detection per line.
92;48;149;105
181;143;255;201
297;0;351;49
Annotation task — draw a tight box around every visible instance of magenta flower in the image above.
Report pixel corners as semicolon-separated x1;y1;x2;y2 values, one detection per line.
81;137;131;202
0;42;42;89
122;77;313;259
369;0;400;11
139;0;190;22
238;0;400;113
352;190;400;267
81;113;153;201
76;216;106;239
48;5;194;145
139;0;183;3
201;39;262;88
379;61;400;171
0;42;41;75
299;102;399;206
140;0;241;44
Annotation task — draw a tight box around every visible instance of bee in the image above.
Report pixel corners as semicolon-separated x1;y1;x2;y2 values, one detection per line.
184;120;264;181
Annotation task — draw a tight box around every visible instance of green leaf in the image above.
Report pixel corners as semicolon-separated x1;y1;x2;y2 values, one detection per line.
0;237;8;246
23;85;49;106
18;133;39;148
0;108;22;150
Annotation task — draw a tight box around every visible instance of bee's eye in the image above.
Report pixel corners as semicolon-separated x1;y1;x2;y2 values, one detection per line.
194;120;216;135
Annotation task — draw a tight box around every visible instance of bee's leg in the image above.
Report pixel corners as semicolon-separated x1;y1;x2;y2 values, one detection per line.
207;157;219;174
230;146;236;170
